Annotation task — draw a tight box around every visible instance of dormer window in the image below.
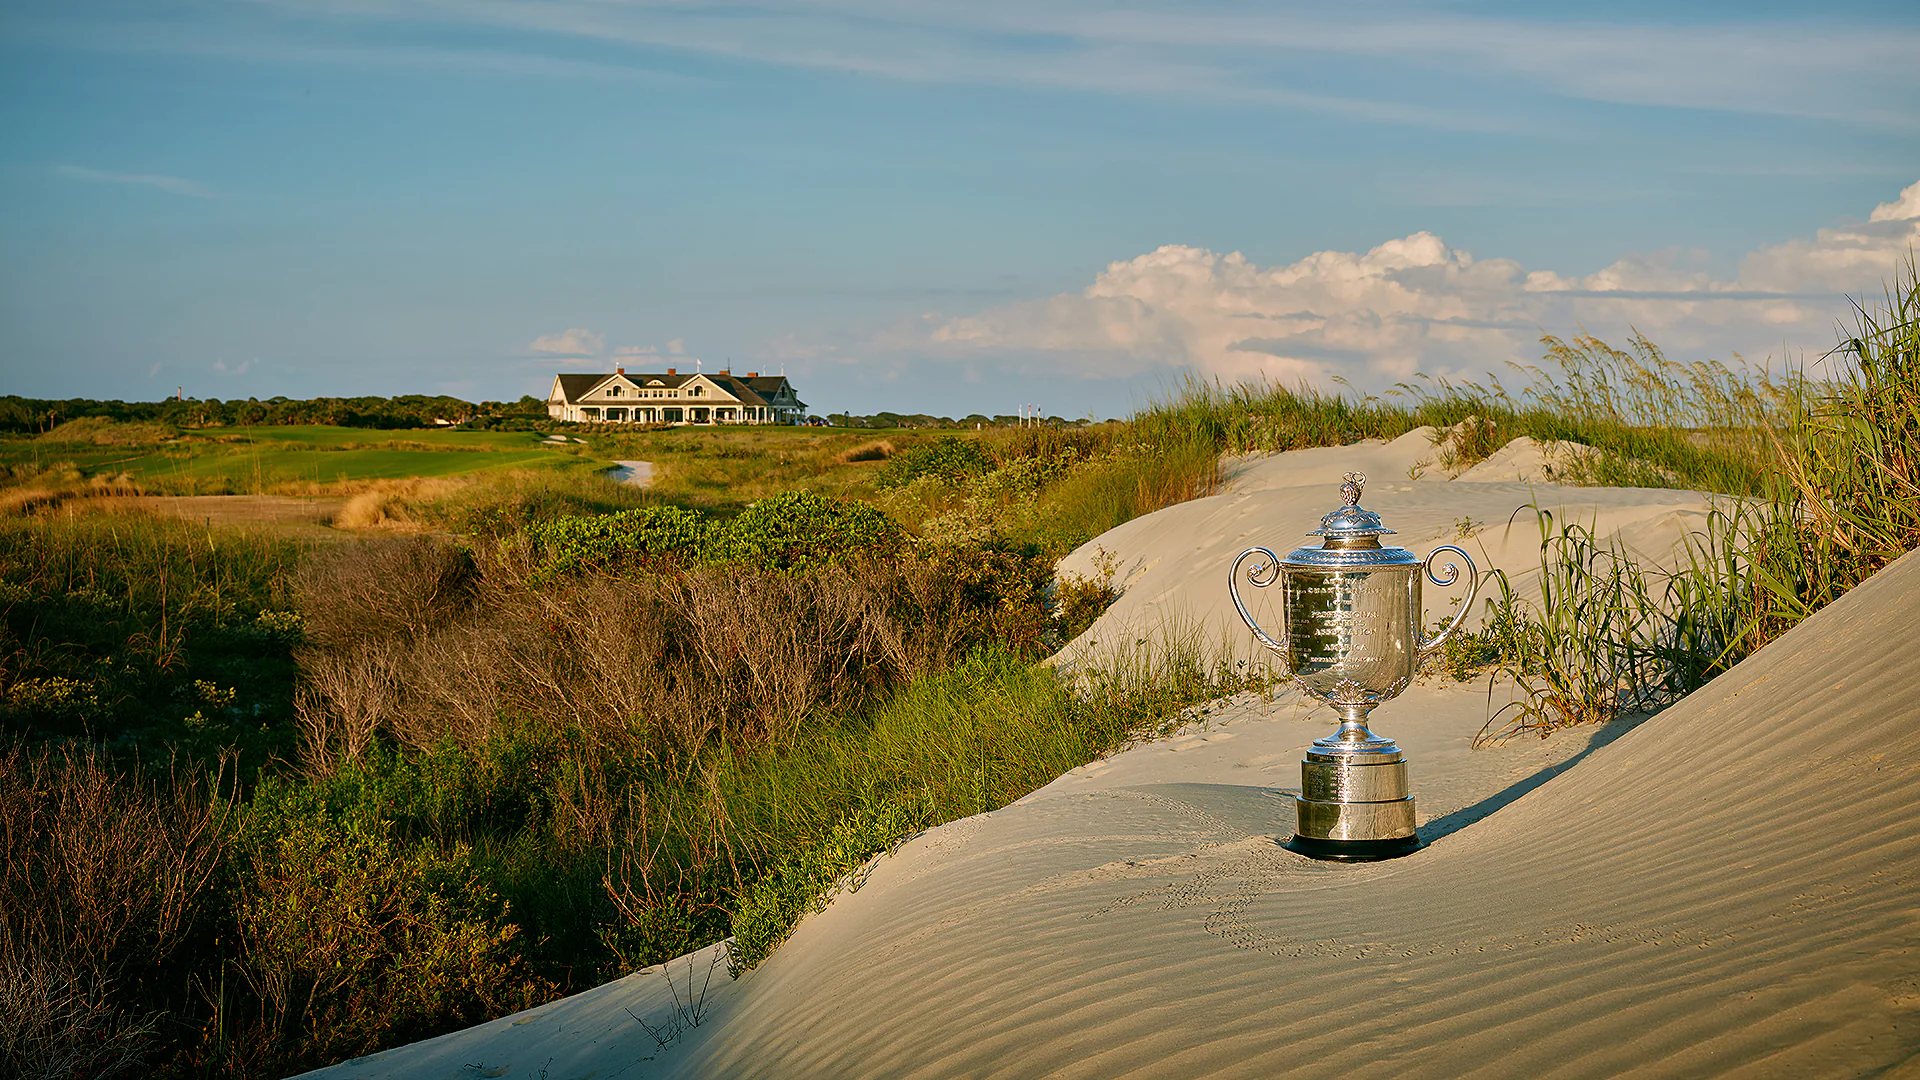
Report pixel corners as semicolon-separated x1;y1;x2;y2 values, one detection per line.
690;385;704;397
608;386;622;397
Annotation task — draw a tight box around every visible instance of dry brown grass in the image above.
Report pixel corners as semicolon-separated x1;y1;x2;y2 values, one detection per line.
0;487;72;516
294;644;398;771
836;440;896;464
287;537;1046;777
318;478;470;526
294;538;477;650
0;745;229;1080
0;472;147;517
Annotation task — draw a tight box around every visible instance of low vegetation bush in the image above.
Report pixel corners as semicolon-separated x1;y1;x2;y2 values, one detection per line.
876;436;995;486
221;785;542;1071
0;745;229;1080
35;417;181;446
525;492;902;580
0;515;305;764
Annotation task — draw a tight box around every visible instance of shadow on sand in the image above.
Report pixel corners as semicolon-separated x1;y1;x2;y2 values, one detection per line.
1419;712;1651;844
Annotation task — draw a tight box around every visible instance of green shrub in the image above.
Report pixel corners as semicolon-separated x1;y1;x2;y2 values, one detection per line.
525;505;714;579
717;491;903;570
527;493;902;579
229;788;543;1070
877;436;994;487
1054;574;1117;643
727;795;918;974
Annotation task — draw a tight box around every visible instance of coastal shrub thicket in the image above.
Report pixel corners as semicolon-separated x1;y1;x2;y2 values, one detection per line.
0;487;1207;1077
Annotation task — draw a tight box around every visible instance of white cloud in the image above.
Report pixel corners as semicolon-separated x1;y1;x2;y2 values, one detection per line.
1869;180;1920;224
911;179;1920;390
666;338;686;355
528;327;605;357
1738;183;1920;299
54;164;215;198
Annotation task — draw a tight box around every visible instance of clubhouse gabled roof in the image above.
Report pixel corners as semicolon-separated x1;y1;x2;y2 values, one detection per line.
549;370;802;409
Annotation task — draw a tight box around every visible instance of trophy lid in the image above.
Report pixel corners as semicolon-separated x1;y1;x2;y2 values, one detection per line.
1283;472;1419;568
1309;471;1395;539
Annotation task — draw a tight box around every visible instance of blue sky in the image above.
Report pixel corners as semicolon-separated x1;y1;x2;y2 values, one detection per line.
2;2;1916;419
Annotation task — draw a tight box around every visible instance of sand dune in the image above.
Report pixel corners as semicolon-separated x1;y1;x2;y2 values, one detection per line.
302;441;1918;1080
1055;430;1723;670
669;547;1920;1079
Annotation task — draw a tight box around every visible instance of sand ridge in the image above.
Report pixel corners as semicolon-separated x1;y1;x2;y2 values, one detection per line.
1055;430;1725;671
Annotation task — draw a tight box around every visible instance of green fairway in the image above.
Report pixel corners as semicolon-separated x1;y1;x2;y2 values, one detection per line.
2;425;584;493
193;425;552;450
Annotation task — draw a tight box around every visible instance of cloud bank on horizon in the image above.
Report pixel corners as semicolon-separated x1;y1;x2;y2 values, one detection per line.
882;181;1920;392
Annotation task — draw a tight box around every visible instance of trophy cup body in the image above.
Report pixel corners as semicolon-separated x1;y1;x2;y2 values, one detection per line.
1230;472;1480;861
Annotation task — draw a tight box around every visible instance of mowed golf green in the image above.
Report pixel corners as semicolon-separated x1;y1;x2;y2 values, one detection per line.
5;425;583;490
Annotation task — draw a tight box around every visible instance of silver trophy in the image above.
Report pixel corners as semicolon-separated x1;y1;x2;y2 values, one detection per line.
1230;472;1480;861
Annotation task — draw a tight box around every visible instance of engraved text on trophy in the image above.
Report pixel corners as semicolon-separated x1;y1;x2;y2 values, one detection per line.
1284;569;1417;705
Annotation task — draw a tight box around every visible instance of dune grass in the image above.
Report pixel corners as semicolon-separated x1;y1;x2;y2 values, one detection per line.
1472;263;1919;743
1126;331;1789;498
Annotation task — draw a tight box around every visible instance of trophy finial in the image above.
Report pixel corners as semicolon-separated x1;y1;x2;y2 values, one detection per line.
1340;471;1365;506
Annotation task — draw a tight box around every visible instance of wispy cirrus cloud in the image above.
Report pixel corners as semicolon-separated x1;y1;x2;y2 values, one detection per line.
53;164;216;198
25;2;1920;129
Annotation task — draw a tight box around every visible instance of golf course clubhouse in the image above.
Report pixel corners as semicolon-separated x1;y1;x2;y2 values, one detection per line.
546;368;807;425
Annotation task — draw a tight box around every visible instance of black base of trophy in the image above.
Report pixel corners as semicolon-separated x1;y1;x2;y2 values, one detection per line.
1282;833;1424;862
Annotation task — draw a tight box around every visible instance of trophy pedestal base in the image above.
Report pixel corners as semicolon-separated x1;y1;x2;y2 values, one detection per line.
1282;832;1424;861
1287;742;1422;862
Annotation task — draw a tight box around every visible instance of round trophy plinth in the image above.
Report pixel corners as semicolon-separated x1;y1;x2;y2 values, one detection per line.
1284;738;1423;862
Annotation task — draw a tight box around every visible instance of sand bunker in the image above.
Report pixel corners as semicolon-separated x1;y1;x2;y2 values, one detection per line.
302;439;1919;1079
606;460;656;488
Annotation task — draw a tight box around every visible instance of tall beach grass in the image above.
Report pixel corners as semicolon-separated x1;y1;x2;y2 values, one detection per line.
1474;262;1918;742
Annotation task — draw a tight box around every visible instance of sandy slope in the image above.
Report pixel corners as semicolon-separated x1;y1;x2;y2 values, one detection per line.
301;440;1919;1080
668;546;1920;1079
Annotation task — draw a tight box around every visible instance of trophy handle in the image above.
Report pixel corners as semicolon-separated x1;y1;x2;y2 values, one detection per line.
1229;547;1288;659
1417;544;1481;659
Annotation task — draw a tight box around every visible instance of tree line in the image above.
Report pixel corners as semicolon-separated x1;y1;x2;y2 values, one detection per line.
0;394;550;434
